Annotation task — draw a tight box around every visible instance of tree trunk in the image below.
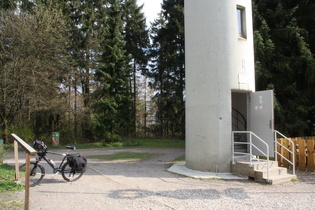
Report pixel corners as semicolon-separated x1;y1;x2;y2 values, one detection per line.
144;76;147;137
133;61;137;137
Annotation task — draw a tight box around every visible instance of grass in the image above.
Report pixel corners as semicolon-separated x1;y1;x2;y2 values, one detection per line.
0;192;23;210
172;155;185;163
71;138;185;149
3;138;185;151
0;164;24;193
131;138;185;148
167;155;185;169
87;152;155;161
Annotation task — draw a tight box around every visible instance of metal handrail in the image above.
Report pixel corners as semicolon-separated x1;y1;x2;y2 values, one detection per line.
232;131;270;181
274;130;295;175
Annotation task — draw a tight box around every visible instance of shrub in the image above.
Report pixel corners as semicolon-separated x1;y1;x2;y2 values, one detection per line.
12;125;35;144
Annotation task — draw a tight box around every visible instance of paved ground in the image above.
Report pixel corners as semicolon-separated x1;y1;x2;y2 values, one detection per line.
3;148;315;209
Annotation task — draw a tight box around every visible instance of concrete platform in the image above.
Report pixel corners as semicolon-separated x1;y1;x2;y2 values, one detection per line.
168;163;248;180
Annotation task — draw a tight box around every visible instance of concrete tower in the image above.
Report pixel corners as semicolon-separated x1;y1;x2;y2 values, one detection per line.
185;0;255;172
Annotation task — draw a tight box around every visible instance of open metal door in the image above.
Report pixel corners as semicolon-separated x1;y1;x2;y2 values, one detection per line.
248;90;274;157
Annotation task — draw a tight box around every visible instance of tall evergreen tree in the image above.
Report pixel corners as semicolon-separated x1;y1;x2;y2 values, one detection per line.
0;0;36;12
0;0;16;10
253;0;315;136
148;0;185;138
93;0;132;141
122;0;149;136
296;0;315;135
61;0;109;140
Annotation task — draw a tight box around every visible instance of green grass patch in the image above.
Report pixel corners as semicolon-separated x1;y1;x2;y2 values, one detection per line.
173;155;185;163
0;164;24;193
87;152;155;161
129;138;185;148
2;138;185;154
167;155;185;169
3;144;13;152
74;138;185;149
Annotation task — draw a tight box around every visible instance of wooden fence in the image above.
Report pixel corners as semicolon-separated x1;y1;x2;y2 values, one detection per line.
277;136;315;172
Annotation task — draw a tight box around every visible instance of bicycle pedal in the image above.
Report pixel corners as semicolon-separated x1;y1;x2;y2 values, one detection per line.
51;172;60;178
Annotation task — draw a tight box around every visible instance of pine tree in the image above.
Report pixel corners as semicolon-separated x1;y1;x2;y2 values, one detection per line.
296;1;315;135
121;0;150;137
93;0;132;141
0;0;16;10
253;0;315;136
148;0;185;138
61;0;109;140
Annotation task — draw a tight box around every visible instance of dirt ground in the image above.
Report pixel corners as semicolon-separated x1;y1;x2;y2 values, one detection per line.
3;148;315;210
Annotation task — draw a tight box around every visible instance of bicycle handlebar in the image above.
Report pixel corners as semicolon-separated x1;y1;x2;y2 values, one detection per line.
37;145;76;157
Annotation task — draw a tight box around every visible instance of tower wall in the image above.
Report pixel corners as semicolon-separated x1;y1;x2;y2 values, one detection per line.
185;0;255;172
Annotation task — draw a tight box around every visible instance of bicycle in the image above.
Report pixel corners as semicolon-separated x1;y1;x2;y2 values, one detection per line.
19;144;86;187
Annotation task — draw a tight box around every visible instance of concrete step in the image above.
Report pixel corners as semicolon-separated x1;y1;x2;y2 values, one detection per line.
232;160;256;178
254;167;288;181
231;159;296;185
252;160;279;170
256;174;297;185
233;159;279;171
268;174;297;185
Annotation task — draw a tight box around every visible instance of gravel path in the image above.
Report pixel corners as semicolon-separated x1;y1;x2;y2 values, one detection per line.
3;148;315;209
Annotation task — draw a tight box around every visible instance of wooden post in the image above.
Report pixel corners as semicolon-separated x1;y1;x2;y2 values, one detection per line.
299;138;306;171
307;137;315;172
283;139;289;168
24;153;31;210
277;138;282;166
11;134;37;210
14;140;20;180
295;138;299;169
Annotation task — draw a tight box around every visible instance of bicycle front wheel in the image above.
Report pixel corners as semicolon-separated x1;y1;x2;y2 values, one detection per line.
61;162;84;182
19;162;45;187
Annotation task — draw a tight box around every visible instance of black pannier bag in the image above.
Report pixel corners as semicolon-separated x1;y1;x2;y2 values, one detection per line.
67;154;87;173
33;140;47;151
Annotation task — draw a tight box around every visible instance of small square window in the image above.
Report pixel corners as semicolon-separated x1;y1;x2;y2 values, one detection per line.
237;6;246;38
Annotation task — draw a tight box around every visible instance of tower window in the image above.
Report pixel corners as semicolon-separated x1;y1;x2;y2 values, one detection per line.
237;6;246;38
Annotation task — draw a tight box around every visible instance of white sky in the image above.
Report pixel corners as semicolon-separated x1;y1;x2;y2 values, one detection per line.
137;0;163;26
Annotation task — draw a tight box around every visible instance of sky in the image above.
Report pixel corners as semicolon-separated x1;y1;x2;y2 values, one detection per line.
137;0;163;26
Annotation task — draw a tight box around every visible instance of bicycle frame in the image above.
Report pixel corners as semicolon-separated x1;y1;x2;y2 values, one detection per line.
36;150;68;174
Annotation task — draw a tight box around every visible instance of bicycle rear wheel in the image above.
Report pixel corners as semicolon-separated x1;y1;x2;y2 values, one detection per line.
61;162;84;182
19;162;45;187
